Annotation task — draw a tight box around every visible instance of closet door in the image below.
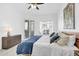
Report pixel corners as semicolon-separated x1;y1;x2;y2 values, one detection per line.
29;20;34;37
25;20;34;38
25;20;29;38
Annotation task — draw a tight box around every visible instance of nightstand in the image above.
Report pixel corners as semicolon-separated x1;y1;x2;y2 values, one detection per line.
75;38;79;49
2;35;21;49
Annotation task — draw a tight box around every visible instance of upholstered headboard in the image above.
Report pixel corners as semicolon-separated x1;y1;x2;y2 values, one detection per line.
62;32;79;38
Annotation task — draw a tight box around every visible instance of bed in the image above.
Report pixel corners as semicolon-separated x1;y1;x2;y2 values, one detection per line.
16;32;79;56
32;35;79;56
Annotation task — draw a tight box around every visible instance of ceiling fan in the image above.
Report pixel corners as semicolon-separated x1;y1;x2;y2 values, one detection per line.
28;3;44;10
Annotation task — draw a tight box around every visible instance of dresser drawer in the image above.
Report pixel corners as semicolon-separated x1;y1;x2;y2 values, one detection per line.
2;35;21;49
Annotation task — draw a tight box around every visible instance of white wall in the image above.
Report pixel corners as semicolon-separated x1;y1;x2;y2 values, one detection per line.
0;3;25;49
58;3;79;32
58;3;67;31
75;3;79;32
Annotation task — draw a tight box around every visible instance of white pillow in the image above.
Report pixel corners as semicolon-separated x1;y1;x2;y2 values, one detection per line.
67;35;76;47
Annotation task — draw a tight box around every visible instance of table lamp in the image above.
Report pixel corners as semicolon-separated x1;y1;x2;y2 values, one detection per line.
4;26;12;37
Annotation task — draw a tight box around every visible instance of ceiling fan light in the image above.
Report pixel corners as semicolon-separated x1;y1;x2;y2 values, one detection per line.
31;4;36;9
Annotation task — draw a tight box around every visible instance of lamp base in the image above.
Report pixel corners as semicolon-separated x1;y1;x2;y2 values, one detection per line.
7;32;10;37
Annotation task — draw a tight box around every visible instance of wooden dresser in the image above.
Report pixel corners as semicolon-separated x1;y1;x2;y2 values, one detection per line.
2;35;21;49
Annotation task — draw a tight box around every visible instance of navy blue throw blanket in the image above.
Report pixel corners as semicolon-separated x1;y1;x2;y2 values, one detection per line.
16;35;41;54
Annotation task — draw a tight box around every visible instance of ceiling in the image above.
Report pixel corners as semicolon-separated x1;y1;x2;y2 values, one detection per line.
25;3;65;16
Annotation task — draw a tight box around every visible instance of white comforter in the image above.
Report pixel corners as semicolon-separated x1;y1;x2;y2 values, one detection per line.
50;43;74;56
32;35;74;56
32;35;51;56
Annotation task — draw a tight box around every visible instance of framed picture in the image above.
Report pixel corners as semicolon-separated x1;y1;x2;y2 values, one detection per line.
64;3;75;29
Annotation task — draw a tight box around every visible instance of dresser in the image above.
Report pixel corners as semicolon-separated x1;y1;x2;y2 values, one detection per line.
2;35;21;49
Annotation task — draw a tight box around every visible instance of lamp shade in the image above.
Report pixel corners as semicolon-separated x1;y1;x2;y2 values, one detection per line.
4;26;12;32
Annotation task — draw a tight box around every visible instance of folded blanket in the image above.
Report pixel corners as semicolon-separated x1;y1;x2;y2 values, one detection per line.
16;35;41;54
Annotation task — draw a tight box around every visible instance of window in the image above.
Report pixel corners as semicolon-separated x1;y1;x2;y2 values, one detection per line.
40;21;53;35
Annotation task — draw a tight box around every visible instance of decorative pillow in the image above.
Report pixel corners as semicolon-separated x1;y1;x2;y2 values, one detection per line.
57;36;69;46
67;35;76;47
50;32;55;37
50;33;60;43
60;32;76;46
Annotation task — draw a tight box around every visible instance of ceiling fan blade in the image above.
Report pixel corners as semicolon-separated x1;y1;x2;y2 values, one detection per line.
28;5;31;9
37;3;44;5
36;6;39;10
